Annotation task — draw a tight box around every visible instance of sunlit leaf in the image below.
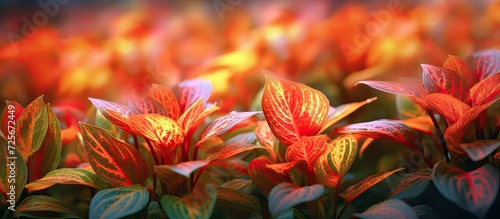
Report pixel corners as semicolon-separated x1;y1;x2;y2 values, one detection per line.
354;199;418;219
314;135;357;187
395;95;427;119
178;98;219;135
80;123;149;187
14;195;82;219
356;79;428;108
0;137;28;203
471;49;500;81
421;64;469;101
359;137;375;159
156;161;208;178
432;162;499;218
147;84;181;120
129;114;184;150
177;79;213;112
337;120;423;152
388;168;431;200
199;111;261;143
470;72;500;106
262;71;329;146
285;135;329;170
319;97;377;133
460;140;500;162
27;106;62;182
340;168;404;204
89;98;133;133
25;168;109;193
255;121;276;157
127;95;169;116
248;156;287;196
1;101;23;138
443;55;476;88
161;184;216;219
15;96;49;161
200;142;264;162
266;160;306;175
268;182;325;217
90;185;149;219
215;188;261;212
424;93;471;124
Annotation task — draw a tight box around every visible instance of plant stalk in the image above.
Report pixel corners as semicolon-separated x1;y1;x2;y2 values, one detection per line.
133;135;139;150
145;139;160;166
337;202;350;219
426;109;450;162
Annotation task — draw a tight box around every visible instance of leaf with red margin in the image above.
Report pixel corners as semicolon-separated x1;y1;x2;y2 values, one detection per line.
337;120;423;152
27;105;62;182
266;160;306;175
443;55;476;88
177;79;213;112
248;156;288;196
128;114;184;150
16;96;49;161
356;79;428;108
424;93;471;124
178;98;219;135
432;162;499;218
470;72;500;106
421;64;470;101
460;140;500;162
155;160;208;178
1;137;28;203
319;97;377;133
199;111;261;143
25;167;109;193
339;168;404;204
1;100;23;137
387;168;431;200
126;94;168;116
147;84;181;120
268;182;325;217
262;71;329;146
88;98;133;134
470;49;500;81
285;135;329;171
314;135;357;188
80;123;149;187
255;121;276;158
200;142;265;162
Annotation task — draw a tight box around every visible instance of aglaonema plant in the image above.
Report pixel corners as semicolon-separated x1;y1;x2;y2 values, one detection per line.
347;49;499;218
248;71;411;218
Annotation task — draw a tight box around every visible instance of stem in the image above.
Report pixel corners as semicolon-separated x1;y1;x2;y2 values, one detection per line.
145;139;160;166
133;135;139;150
192;166;207;191
416;149;435;168
337;202;349;219
333;177;342;219
426;109;450;162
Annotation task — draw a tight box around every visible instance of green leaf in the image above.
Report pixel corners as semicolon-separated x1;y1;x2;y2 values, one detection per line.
80;123;149;187
147;201;168;219
161;184;216;219
274;208;308;219
14;195;83;219
1;100;24;138
215;188;261;212
314;134;357;187
395;95;427;119
15;96;49;161
460;140;500;162
387;168;431;200
155;160;208;178
0;137;28;203
25;168;109;193
89;185;149;219
268;182;325;217
354;199;418;219
27;105;62;182
340;168;404;204
432;162;499;218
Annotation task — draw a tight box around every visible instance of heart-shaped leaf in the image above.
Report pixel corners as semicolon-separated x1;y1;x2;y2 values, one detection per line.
387;168;431;200
90;185;149;219
470;49;500;81
248;156;287;196
161;184;216;219
432;162;499;218
460;140;500;162
285;135;329;170
155;160;208;178
421;64;470;101
27;105;62;182
177;79;213;112
15;96;49;161
177;98;219;135
147;84;181;120
0;137;28;203
88;97;133;133
262;71;329;146
25;167;109;193
443;54;476;88
319;97;377;133
314;134;357;187
356;79;428;109
1;101;23;138
199;111;261;143
268;182;325;217
14;195;83;219
129;114;184;149
424;93;471;124
354;199;418;219
80;123;149;187
337;120;423;152
470;72;500;106
340;168;404;204
215;188;261;212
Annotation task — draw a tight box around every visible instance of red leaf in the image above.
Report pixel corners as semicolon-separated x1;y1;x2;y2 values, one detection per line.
15;96;49;161
356;80;428;108
177;79;213;112
266;160;306;175
177;98;219;136
199;111;261;143
89;98;133;134
146;84;181;120
470;72;500;106
442;55;476;88
126;94;168;116
285;135;329;170
200;142;264;162
128;114;184;150
319;97;377;133
470;49;500;81
1;101;24;137
248;156;288;196
421;64;470;101
424;93;471;124
255;121;276;158
262;71;329;146
337;120;423;152
80;123;149;187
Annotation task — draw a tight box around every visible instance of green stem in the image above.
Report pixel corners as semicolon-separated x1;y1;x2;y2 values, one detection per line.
337;202;349;219
145;139;160;165
333;177;342;219
426;109;450;162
